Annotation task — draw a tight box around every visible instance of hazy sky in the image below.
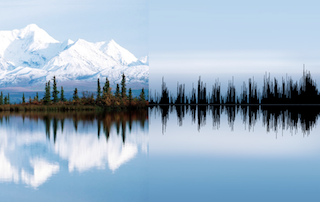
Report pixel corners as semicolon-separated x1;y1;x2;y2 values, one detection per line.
1;0;320;92
0;0;148;58
149;0;320;91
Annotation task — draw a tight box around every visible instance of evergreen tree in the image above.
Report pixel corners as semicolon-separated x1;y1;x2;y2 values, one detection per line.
60;86;66;102
121;73;126;98
128;88;132;104
4;96;7;105
34;92;39;102
7;93;10;104
43;83;47;102
139;88;145;101
0;91;3;105
97;78;101;100
52;76;59;103
115;84;120;98
43;81;51;105
22;93;25;103
73;88;79;101
103;77;110;94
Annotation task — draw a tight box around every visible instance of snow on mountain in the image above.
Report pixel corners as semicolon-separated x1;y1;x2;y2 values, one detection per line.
139;55;149;64
0;24;61;69
95;39;138;65
0;56;14;71
0;24;148;88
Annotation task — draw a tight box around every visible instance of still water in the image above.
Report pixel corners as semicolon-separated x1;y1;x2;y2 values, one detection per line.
0;111;148;202
1;106;320;202
149;105;320;202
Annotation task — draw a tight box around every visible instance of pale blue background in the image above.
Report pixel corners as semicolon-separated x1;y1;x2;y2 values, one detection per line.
0;0;148;58
149;0;320;94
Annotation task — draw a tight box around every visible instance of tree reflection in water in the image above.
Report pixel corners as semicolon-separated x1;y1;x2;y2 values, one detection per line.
0;110;148;188
150;105;320;135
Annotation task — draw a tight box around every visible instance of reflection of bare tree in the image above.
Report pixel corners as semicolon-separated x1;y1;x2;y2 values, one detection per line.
210;106;220;130
261;106;320;135
238;105;259;131
197;105;207;131
222;106;236;130
175;105;185;126
155;105;320;135
161;105;170;134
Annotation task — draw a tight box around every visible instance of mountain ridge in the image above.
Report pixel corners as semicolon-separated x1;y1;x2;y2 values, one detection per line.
0;24;148;89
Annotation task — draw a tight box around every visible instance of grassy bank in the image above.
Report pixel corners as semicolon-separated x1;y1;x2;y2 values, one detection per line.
0;103;148;112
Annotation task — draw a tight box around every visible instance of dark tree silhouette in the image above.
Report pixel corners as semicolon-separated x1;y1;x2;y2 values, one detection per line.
43;81;51;105
60;87;66;102
73;88;79;101
52;76;59;103
97;78;101;101
22;93;25;104
121;73;127;99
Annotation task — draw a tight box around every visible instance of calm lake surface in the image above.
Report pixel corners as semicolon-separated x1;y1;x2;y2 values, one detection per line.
1;106;320;202
149;105;320;202
0;111;148;202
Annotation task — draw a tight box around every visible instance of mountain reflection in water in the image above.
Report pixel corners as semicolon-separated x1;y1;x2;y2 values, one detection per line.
0;110;148;189
150;105;320;134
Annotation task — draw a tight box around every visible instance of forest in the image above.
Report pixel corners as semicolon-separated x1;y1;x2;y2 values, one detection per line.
0;73;148;111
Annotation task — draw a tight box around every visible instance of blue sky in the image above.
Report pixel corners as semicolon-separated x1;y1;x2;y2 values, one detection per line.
1;0;320;93
0;0;148;58
149;0;320;92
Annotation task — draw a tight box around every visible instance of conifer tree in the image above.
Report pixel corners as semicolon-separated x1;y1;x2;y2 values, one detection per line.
128;88;132;104
121;73;126;98
44;81;51;105
73;88;79;101
0;91;3;105
139;88;145;101
7;93;10;104
4;96;7;104
115;84;120;98
22;93;25;103
103;77;110;95
97;78;101;100
60;87;66;102
52;76;59;103
34;92;39;102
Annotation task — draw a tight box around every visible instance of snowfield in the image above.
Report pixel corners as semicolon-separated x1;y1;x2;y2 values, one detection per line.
0;24;148;88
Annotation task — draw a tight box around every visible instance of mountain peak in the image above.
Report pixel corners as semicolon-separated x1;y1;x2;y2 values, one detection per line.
98;39;138;65
108;39;117;44
18;24;59;44
0;26;148;88
23;24;41;32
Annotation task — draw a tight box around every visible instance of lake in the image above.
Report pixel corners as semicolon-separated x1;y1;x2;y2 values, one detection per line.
0;110;148;202
1;106;320;202
149;105;320;202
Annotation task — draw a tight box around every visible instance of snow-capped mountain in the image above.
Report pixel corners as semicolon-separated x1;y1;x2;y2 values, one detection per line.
0;24;148;88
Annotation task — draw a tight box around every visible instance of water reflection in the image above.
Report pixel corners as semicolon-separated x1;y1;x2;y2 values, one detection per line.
0;110;148;188
150;105;320;134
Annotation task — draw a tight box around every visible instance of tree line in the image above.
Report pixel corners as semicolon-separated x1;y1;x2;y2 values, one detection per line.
0;73;147;108
149;69;320;105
